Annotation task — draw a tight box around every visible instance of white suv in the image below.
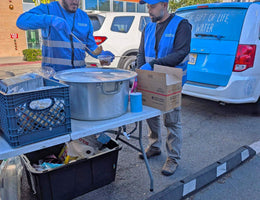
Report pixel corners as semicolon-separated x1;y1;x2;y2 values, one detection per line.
85;12;151;70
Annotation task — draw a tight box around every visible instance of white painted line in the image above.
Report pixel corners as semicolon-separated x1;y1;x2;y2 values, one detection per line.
217;162;227;177
183;179;196;196
249;140;260;154
241;149;249;161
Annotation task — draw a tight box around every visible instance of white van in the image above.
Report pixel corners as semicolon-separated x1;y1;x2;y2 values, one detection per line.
176;2;260;112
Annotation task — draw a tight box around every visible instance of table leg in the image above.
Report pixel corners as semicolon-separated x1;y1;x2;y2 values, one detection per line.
138;121;154;192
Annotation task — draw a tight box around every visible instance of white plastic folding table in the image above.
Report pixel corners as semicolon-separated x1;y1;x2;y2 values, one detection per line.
0;105;163;191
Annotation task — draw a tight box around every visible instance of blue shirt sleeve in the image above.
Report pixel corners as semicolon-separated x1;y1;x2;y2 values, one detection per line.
16;4;53;30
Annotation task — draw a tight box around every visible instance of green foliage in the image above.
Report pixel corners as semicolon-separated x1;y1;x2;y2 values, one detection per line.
169;0;223;12
22;49;42;61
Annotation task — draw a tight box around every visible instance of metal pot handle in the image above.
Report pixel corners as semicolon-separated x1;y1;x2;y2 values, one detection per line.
101;81;122;95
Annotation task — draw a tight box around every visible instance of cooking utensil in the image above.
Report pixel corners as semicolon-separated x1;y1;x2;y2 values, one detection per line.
54;68;137;121
71;33;103;55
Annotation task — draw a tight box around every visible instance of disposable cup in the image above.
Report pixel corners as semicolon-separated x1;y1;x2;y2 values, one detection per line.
98;55;112;66
130;92;142;112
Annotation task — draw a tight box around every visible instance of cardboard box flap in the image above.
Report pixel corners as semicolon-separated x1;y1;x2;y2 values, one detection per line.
136;65;182;111
154;64;182;86
136;69;166;86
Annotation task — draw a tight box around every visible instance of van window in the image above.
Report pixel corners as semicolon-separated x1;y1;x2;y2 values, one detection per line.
177;8;247;41
111;16;134;33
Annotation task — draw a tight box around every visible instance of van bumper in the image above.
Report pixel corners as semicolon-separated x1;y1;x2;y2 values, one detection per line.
182;74;260;104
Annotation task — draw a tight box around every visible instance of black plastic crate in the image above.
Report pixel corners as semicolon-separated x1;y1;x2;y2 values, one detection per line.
20;139;121;200
0;78;71;147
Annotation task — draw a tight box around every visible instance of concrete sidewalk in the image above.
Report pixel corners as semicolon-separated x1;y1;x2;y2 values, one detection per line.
0;56;25;65
0;56;41;65
0;56;41;79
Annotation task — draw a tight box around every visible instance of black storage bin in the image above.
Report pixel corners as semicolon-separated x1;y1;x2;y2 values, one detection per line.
20;139;121;200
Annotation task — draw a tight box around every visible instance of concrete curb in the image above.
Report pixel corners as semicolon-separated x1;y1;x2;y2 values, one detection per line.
0;61;41;67
147;145;256;200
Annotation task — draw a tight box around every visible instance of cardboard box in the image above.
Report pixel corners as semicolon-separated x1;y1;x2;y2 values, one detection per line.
136;65;182;111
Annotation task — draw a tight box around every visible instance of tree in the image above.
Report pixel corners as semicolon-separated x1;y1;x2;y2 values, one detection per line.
169;0;223;11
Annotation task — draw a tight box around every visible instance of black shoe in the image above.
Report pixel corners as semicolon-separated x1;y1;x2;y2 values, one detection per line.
139;146;161;159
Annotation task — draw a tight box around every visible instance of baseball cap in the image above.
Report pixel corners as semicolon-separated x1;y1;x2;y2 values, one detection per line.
139;0;168;5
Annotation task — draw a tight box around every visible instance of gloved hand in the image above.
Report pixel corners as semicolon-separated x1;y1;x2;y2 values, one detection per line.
140;63;153;71
99;50;115;62
130;77;138;93
51;16;71;36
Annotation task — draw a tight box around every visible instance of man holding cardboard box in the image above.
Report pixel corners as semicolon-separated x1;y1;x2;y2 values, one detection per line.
137;0;191;176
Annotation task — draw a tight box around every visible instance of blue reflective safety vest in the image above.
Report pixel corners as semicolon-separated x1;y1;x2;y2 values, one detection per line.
16;2;98;72
144;15;188;85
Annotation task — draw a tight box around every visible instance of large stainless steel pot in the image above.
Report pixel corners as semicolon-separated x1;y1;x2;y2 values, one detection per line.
54;68;137;121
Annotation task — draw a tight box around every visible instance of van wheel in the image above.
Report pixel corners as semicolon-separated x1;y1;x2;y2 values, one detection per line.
120;55;137;71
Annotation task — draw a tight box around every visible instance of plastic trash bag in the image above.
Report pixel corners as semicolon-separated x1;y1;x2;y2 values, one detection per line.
0;156;23;200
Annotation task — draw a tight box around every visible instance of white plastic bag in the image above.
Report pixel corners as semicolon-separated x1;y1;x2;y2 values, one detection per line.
58;135;101;164
0;156;23;200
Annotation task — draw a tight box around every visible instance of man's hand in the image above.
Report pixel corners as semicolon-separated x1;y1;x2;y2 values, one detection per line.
99;51;115;62
140;63;153;71
51;16;71;36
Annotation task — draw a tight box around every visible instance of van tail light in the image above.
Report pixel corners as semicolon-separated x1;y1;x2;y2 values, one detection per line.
94;36;107;45
233;44;256;72
197;5;209;9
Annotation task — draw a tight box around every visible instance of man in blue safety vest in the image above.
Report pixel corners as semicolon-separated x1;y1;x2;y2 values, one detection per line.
137;0;191;176
16;0;114;72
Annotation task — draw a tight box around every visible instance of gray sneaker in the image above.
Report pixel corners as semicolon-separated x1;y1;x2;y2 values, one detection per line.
161;157;178;176
139;146;161;159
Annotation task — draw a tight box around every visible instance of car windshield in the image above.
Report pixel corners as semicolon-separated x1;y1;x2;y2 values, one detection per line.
176;8;247;41
89;15;105;31
111;16;134;33
139;16;151;32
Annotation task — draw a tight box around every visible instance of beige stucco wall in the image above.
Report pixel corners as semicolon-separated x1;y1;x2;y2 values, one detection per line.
0;0;27;57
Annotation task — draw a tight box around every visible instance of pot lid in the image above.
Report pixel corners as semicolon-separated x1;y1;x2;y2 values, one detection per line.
54;68;137;83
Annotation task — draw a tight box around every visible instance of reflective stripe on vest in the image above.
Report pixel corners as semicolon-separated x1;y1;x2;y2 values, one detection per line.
42;57;85;66
42;40;85;49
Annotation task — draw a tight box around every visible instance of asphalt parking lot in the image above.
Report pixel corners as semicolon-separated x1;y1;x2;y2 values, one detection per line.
0;57;259;200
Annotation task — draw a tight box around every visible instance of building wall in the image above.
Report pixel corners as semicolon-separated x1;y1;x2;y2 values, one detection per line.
0;0;27;57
